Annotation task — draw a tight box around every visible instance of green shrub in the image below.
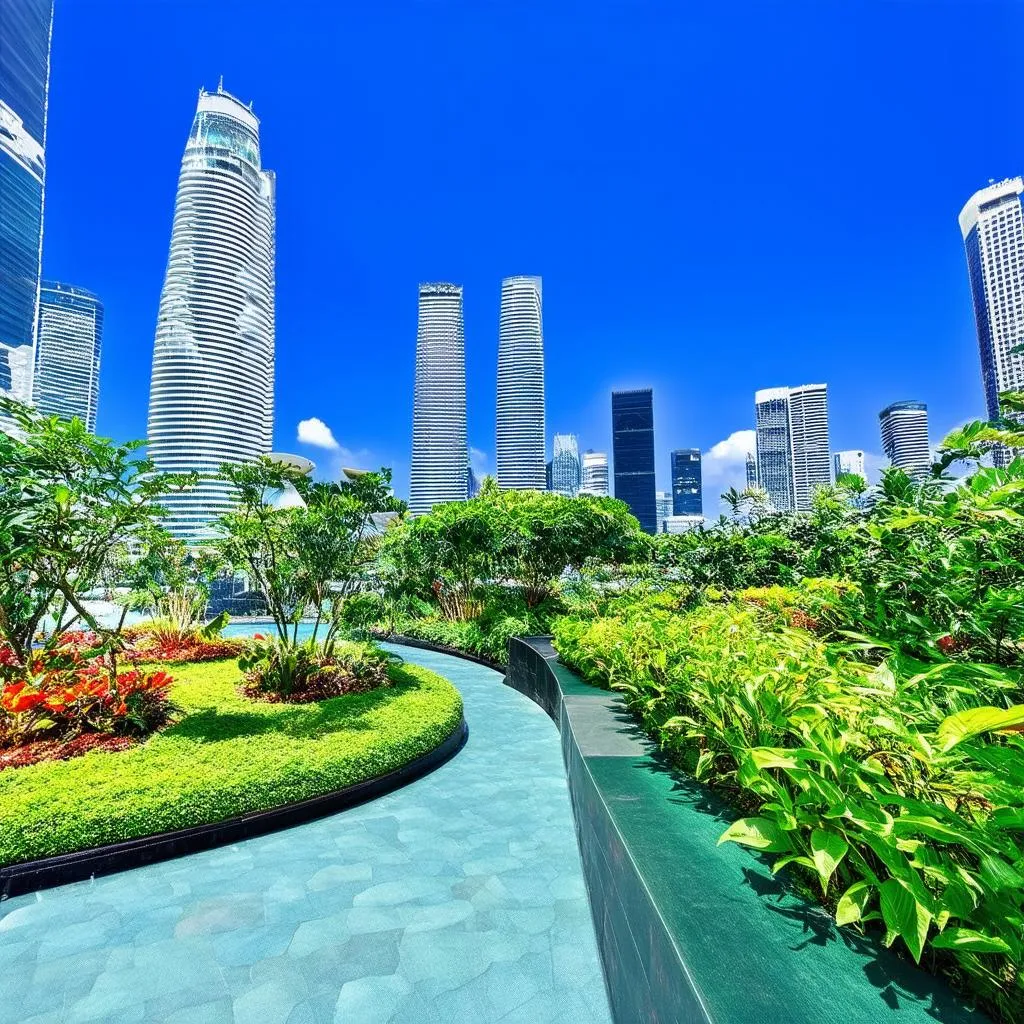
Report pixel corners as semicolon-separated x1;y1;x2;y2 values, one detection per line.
0;657;462;866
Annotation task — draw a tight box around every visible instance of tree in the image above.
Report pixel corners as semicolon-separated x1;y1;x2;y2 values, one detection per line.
0;399;189;675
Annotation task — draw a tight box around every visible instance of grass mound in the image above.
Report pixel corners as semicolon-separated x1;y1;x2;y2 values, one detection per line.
0;657;463;867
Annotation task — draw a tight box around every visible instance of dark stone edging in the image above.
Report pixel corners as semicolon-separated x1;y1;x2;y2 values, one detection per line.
0;716;467;900
505;637;982;1024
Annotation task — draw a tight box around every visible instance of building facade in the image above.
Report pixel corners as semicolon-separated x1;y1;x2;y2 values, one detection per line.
745;451;758;489
410;283;467;514
788;383;831;509
879;401;930;476
833;449;865;480
0;0;53;421
580;450;609;496
496;275;545;489
663;515;704;535
959;178;1024;457
551;432;581;496
656;490;672;532
754;388;794;511
670;448;702;516
146;84;276;543
612;388;656;533
33;281;103;430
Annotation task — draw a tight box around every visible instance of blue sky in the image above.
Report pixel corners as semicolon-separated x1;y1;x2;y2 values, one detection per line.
41;1;1022;508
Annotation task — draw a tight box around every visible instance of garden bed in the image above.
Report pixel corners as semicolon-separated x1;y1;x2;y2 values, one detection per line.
0;656;463;871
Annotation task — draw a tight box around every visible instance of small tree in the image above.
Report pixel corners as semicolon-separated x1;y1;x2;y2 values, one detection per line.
0;399;189;677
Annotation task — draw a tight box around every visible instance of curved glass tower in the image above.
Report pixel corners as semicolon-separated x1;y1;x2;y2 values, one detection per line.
147;84;276;543
0;0;53;422
409;283;467;515
34;281;103;430
496;275;545;489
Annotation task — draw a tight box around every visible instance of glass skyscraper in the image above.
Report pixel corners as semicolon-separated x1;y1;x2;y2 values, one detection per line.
833;449;865;480
612;388;656;533
670;448;702;516
496;276;545;489
0;0;53;420
959;178;1024;464
879;401;930;477
147;84;276;543
656;490;672;532
410;283;467;514
33;281;103;430
755;384;831;512
551;433;581;496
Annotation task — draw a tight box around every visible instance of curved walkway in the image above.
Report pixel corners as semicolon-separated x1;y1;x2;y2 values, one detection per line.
0;645;612;1024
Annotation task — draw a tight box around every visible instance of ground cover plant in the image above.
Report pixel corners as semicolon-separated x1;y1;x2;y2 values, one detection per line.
0;655;462;866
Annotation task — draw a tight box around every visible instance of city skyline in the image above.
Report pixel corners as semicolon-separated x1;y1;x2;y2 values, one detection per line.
12;2;1024;513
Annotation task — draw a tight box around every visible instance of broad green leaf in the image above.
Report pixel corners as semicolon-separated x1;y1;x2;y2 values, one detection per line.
836;880;873;926
929;929;1013;954
937;705;1024;752
717;817;793;853
810;829;848;891
891;815;981;851
879;878;932;963
748;747;801;770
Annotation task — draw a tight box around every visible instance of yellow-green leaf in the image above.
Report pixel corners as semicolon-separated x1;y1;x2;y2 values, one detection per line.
929;929;1012;954
810;829;848;891
879;879;931;963
937;705;1024;752
835;881;873;926
717;817;793;853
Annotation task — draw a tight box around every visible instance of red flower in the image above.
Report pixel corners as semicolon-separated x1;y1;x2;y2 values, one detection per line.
1;682;45;714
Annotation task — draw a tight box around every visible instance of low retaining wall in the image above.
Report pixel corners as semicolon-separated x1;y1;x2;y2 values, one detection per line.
1;717;467;899
506;636;982;1024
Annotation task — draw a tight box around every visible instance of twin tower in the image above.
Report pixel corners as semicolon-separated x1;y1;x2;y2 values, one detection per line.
410;276;545;515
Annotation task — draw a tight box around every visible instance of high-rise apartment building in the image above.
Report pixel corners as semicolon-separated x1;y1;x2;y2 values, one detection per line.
146;84;276;543
833;449;865;480
410;283;467;515
959;178;1024;458
33;281;102;430
612;388;656;533
0;0;53;421
745;451;758;489
755;384;831;512
580;450;609;496
879;401;931;477
496;276;545;489
656;490;672;532
551;433;581;496
670;448;702;516
788;384;831;508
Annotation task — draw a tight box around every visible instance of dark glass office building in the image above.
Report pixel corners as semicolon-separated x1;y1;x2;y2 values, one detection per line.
0;0;53;409
670;448;702;516
612;388;656;533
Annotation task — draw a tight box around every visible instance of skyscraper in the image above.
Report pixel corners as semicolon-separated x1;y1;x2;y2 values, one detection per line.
745;451;758;489
551;433;581;496
959;178;1024;455
612;388;656;532
788;384;831;509
670;448;702;516
754;388;794;511
879;401;931;476
656;491;672;532
755;384;831;512
33;281;103;430
0;0;53;421
580;450;609;496
410;283;467;515
833;449;865;480
496;276;545;489
146;84;276;543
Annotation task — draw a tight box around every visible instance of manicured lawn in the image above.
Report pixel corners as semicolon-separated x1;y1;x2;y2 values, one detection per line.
0;657;463;867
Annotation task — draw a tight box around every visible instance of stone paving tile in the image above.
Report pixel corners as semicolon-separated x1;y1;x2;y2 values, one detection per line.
0;644;611;1023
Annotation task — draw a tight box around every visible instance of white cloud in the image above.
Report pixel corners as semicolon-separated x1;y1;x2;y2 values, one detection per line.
470;446;490;476
701;429;756;516
297;417;339;450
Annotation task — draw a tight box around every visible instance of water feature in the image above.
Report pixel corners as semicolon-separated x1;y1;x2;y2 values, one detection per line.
0;641;612;1023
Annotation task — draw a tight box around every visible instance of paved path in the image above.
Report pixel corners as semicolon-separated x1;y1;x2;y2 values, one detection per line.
0;645;612;1024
